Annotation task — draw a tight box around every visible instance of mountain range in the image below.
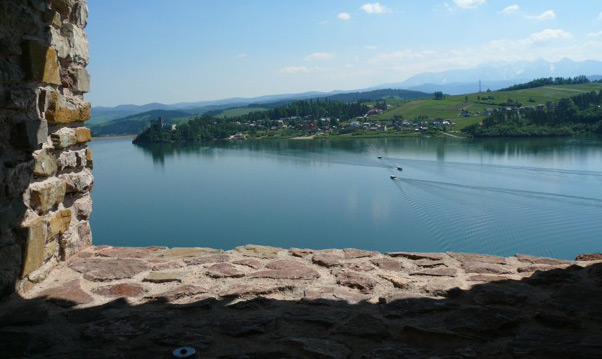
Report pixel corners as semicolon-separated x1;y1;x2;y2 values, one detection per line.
91;58;602;124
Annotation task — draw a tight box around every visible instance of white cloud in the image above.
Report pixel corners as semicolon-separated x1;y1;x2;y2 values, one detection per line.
279;66;311;74
360;3;391;14
454;0;485;9
364;45;378;50
304;52;335;61
337;12;351;20
587;31;602;38
526;10;556;20
524;28;572;44
597;12;602;21
237;53;248;59
499;4;519;15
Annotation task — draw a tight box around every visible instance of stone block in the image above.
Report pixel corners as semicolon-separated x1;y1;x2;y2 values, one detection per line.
44;10;62;28
68;67;90;93
56;23;89;65
72;194;92;219
44;240;58;261
59;168;93;193
50;128;77;148
21;217;47;278
33;148;57;177
48;209;71;237
72;0;89;28
22;41;61;86
29;177;67;214
45;90;91;123
57;149;83;170
50;0;76;19
85;146;93;168
74;127;91;143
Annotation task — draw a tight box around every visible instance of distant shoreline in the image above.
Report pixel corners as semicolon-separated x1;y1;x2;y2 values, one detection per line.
91;135;136;141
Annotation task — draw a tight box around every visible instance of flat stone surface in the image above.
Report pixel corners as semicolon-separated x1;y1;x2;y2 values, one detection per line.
91;283;145;298
235;244;283;259
462;261;513;274
184;254;231;266
335;270;376;294
343;248;378;259
312;253;343;268
410;267;458;277
10;247;602;358
448;252;507;265
371;257;403;271
97;246;166;259
161;247;221;258
146;285;208;301
37;280;92;306
69;258;149;281
575;253;602;261
386;251;446;260
205;263;245;278
379;273;411;289
232;258;263;269
143;270;190;283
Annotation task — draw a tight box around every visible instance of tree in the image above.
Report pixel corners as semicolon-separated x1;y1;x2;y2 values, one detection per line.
434;91;444;100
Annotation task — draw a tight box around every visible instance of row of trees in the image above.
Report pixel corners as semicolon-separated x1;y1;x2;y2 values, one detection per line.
134;99;371;143
465;90;602;137
500;76;592;91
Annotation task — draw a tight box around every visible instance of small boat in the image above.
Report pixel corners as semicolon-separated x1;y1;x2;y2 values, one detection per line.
396;166;403;171
377;156;382;159
390;175;397;180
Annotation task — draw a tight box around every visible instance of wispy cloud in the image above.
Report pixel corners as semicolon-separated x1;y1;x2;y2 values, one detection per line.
587;31;602;38
524;28;572;44
279;66;311;74
364;45;378;50
304;52;335;61
597;12;602;21
337;12;351;20
360;3;391;14
526;10;556;20
454;0;485;9
499;4;519;15
237;53;248;59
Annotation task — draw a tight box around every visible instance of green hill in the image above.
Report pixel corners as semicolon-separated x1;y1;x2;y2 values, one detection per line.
89;109;193;137
374;83;602;130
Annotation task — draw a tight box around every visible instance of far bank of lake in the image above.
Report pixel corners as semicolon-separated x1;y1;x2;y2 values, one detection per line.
90;136;602;260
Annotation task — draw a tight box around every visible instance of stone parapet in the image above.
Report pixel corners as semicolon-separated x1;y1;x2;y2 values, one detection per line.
7;245;601;358
0;0;91;297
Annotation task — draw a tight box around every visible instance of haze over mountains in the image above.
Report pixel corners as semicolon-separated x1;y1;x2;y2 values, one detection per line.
91;58;602;123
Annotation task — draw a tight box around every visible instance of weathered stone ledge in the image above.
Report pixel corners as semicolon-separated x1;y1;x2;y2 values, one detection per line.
19;245;597;307
2;245;601;358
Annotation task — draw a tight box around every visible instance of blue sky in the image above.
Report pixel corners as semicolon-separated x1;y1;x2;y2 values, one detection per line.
87;0;602;106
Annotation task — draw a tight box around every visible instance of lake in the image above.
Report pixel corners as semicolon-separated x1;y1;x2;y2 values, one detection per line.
89;136;602;260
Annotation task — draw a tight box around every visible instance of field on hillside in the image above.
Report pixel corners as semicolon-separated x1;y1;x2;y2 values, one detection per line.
375;83;602;129
217;107;269;118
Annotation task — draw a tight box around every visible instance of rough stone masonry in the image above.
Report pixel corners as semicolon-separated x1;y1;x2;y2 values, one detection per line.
0;0;92;297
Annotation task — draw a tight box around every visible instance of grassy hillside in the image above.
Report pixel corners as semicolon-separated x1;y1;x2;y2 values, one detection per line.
89;109;193;137
216;107;269;118
375;83;602;130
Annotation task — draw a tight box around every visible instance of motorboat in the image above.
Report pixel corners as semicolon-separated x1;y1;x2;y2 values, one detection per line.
396;166;403;171
390;175;397;180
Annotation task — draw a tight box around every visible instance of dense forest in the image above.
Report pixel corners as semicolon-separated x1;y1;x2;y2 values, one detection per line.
133;99;371;143
465;90;602;137
500;76;593;91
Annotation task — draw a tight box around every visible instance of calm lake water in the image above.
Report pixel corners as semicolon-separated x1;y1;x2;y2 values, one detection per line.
90;136;602;260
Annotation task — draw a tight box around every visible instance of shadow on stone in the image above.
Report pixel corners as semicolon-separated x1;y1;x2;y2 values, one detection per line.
0;263;601;358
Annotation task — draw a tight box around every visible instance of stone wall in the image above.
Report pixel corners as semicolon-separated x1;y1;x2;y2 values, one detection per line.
0;0;92;297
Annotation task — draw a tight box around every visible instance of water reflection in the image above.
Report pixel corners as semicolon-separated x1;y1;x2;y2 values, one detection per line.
90;137;602;259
